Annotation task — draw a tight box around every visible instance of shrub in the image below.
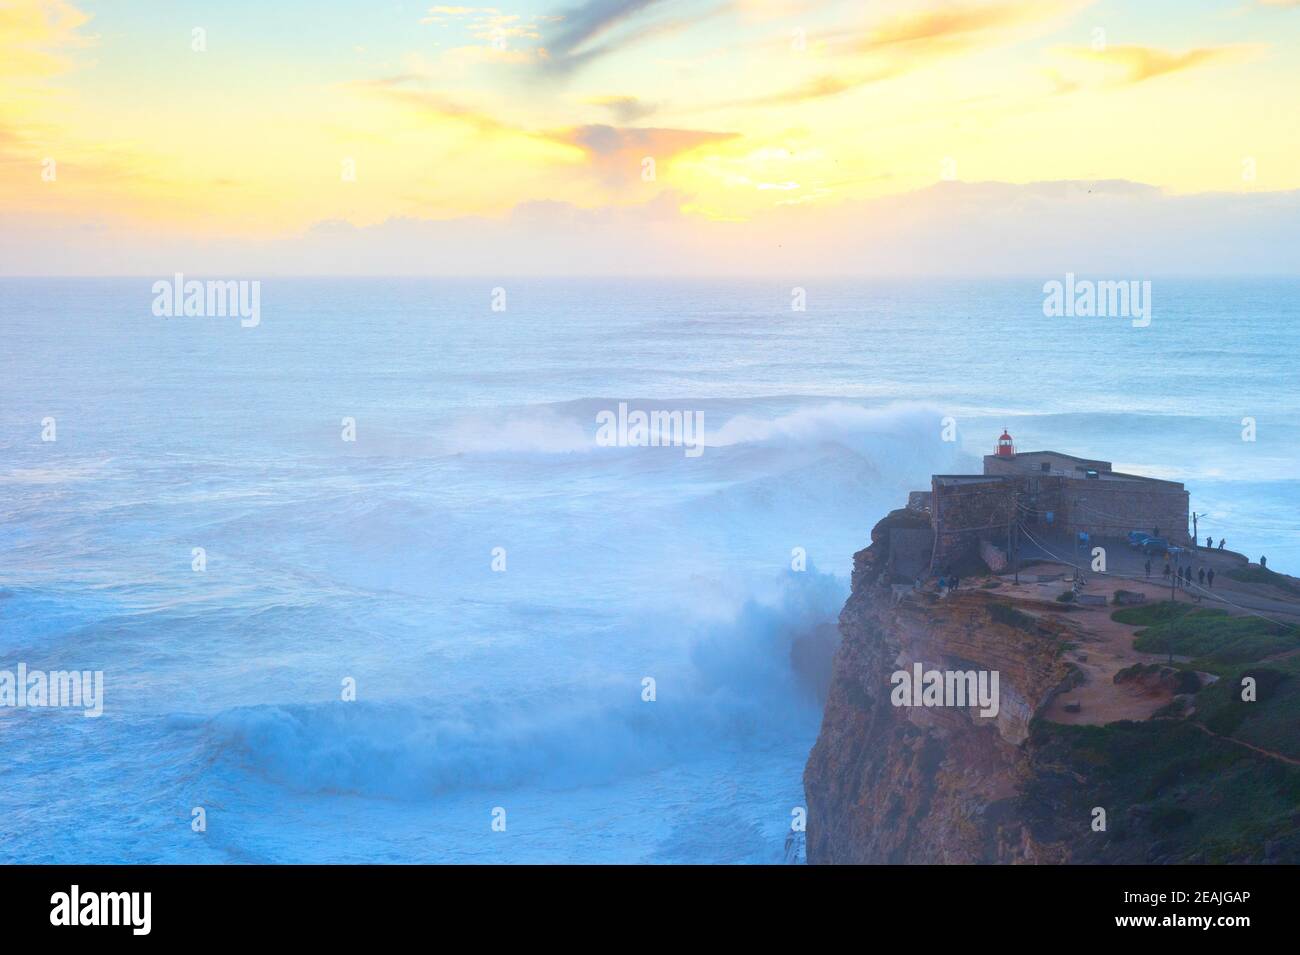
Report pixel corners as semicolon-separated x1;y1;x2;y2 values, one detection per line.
1228;565;1300;598
989;602;1037;633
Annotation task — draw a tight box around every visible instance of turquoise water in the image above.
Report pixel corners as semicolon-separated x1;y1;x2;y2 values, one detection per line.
1;277;1297;862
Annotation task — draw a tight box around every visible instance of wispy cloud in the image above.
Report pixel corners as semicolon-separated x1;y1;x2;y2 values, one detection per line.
711;0;1084;109
0;1;95;186
357;75;733;186
585;94;658;122
540;0;727;74
0;0;94;80
547;123;737;182
1060;43;1257;85
356;78;528;137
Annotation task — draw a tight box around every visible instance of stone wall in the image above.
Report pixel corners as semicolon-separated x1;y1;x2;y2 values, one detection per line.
980;540;1008;572
930;460;1190;572
1053;478;1189;543
930;478;1015;571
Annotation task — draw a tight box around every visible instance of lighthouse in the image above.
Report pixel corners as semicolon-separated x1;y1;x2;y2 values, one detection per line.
996;430;1015;458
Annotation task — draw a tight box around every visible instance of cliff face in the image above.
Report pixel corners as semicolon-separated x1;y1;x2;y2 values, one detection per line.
803;509;1300;865
803;514;1075;863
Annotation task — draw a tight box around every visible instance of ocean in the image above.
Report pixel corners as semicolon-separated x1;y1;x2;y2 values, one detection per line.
1;276;1298;863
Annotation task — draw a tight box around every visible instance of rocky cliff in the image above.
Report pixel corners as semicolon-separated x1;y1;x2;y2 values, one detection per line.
803;508;1300;864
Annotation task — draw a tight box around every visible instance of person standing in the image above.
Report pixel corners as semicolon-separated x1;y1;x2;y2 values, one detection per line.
1197;568;1205;586
1145;558;1152;578
1206;535;1213;549
1207;568;1215;588
1219;538;1225;550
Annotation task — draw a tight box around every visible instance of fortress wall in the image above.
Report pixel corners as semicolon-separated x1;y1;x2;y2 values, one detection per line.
1055;479;1189;542
907;491;932;513
930;479;1015;570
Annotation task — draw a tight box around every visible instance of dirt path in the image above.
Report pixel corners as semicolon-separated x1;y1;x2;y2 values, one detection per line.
1166;718;1300;767
988;566;1193;726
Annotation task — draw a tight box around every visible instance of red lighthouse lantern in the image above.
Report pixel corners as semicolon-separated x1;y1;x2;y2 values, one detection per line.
996;430;1015;458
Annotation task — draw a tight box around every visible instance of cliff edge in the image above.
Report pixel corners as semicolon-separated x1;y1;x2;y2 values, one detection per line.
803;508;1300;864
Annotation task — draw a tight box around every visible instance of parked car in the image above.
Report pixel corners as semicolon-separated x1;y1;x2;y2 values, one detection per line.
1142;537;1170;555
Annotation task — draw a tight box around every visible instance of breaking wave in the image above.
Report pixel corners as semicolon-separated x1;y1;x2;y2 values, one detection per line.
186;566;845;800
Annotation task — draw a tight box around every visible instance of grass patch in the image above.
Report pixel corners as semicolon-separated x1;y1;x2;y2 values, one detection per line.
1111;600;1192;628
1228;565;1300;598
989;602;1038;633
1028;718;1300;863
1129;608;1295;668
1183;657;1300;761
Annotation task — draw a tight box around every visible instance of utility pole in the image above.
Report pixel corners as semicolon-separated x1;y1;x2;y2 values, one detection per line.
1168;559;1175;665
1013;521;1020;584
1073;496;1084;585
1007;512;1013;580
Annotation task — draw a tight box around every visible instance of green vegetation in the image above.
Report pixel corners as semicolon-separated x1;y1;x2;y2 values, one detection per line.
1055;590;1075;603
1111;601;1297;671
1029;717;1300;862
1112;600;1192;628
1228;565;1300;598
989;602;1038;633
1182;656;1300;761
1024;601;1300;862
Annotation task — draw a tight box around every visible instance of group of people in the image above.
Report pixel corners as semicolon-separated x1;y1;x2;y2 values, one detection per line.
1144;556;1211;600
1145;558;1214;590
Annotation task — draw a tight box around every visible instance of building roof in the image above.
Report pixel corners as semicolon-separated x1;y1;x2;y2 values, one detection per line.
982;449;1184;488
985;449;1111;470
934;474;1007;486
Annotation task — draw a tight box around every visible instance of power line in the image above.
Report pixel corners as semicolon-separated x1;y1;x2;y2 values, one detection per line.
1016;521;1300;635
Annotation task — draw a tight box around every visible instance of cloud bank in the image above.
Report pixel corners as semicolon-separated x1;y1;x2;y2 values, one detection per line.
4;179;1299;276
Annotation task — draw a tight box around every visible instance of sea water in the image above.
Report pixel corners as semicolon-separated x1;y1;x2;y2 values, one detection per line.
1;277;1297;862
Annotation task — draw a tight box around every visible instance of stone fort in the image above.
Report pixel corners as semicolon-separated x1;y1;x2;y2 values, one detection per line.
886;431;1190;581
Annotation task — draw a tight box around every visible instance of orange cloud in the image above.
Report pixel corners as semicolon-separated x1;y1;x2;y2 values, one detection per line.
0;0;93;81
585;95;658;123
856;0;1068;50
356;76;735;188
544;124;739;184
714;0;1085;109
1061;43;1256;85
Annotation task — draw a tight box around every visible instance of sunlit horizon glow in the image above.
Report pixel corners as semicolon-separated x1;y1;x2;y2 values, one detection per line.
3;0;1299;257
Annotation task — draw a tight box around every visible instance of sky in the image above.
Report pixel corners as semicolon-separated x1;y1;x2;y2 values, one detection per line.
2;0;1299;274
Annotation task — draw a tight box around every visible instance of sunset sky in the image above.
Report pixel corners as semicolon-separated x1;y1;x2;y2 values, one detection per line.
3;0;1299;272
